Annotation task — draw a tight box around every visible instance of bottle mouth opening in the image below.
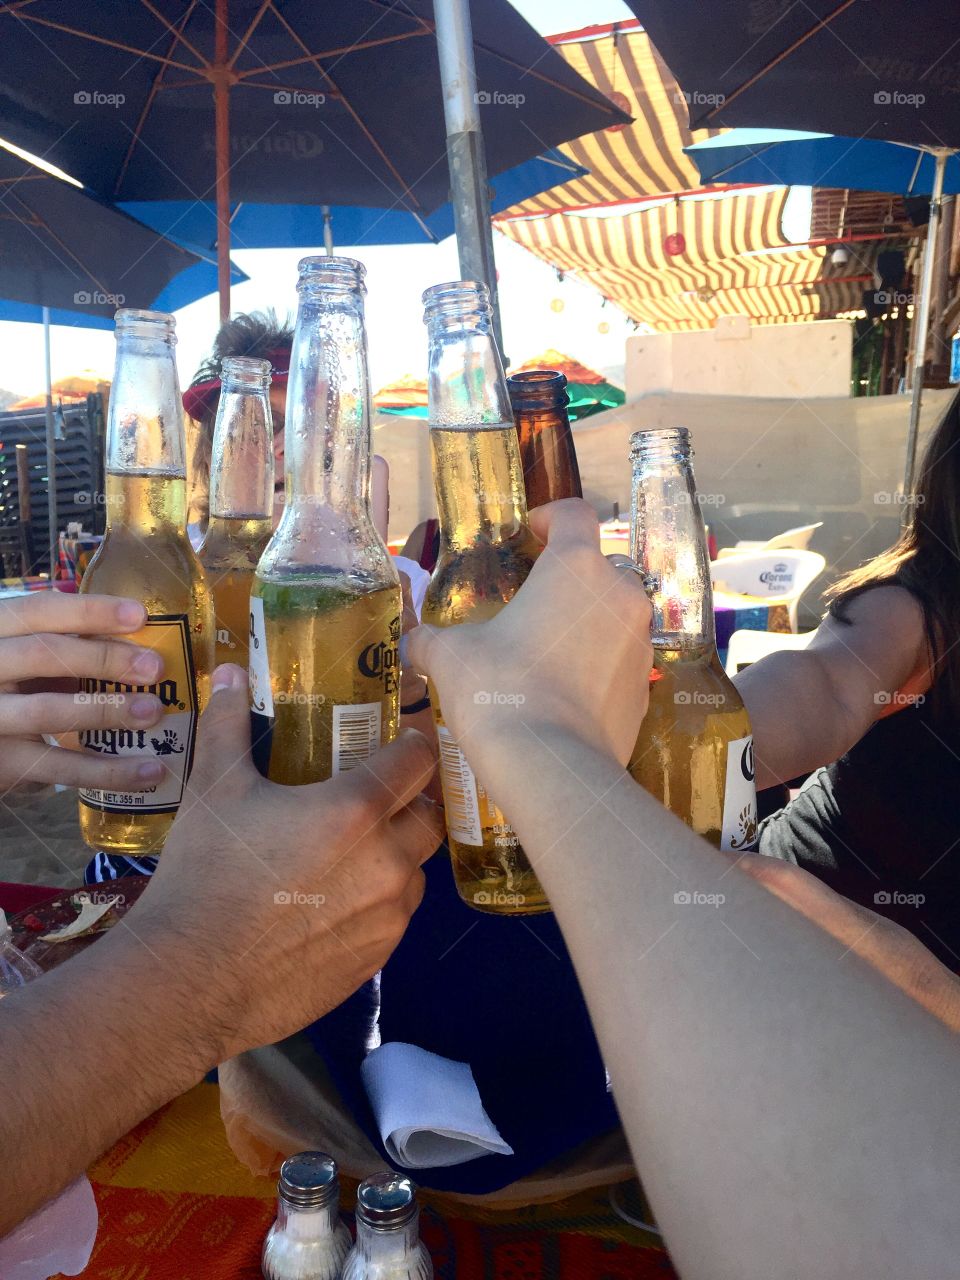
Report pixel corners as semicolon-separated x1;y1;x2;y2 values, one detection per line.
507;368;569;409
297;255;366;295
220;356;272;388
115;308;176;341
422;279;491;323
629;427;691;458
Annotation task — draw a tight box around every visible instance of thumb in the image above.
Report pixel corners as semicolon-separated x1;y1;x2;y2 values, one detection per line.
404;621;441;681
187;664;253;789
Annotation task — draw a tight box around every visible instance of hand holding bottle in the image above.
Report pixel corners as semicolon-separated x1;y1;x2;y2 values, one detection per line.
0;592;165;793
407;498;652;773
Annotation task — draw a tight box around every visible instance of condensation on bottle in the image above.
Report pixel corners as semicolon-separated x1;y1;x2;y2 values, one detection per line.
340;1173;433;1280
261;1151;351;1280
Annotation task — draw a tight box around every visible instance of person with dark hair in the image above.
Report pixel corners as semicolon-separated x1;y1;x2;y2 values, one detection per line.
183;309;293;534
736;397;960;969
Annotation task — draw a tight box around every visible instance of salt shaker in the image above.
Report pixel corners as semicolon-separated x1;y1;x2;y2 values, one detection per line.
261;1151;351;1280
341;1173;433;1280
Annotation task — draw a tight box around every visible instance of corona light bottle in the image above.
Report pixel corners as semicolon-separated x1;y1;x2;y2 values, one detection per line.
421;281;545;915
507;368;583;508
78;309;214;855
199;357;274;668
627;428;757;851
250;257;401;784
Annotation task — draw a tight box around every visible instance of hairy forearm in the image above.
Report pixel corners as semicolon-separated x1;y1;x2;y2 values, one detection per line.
475;725;960;1279
0;920;219;1235
734;650;858;788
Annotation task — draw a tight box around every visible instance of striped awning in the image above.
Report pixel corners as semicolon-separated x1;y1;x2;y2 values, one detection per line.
505;23;722;213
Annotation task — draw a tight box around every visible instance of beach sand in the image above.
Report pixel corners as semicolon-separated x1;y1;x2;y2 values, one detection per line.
0;787;92;887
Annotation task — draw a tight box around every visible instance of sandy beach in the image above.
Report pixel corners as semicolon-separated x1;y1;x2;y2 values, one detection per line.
0;787;92;887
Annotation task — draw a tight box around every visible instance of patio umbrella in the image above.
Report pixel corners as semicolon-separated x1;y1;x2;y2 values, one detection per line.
0;1;627;323
0;145;245;569
509;349;624;421
627;0;960;500
118;150;588;251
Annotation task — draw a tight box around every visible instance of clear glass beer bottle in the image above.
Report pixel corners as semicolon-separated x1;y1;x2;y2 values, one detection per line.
199;356;274;669
250;257;401;784
421;280;546;914
78;309;213;855
627;428;758;851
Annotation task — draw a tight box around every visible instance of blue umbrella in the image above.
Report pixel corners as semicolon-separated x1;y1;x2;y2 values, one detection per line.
686;129;960;196
119;150;588;252
0;144;246;566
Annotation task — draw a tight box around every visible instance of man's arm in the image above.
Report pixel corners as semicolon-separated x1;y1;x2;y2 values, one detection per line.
409;502;960;1280
0;668;442;1236
734;585;927;788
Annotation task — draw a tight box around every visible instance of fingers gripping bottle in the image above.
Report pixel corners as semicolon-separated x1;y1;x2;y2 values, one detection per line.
250;257;401;783
627;428;757;851
421;280;546;915
78;309;213;855
200;356;274;669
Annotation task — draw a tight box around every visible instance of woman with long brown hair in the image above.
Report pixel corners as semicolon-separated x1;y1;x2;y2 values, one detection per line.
738;394;960;967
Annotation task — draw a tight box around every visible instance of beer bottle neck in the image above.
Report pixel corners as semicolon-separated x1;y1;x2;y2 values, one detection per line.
284;260;371;519
630;429;715;650
507;370;582;508
431;423;529;550
209;359;274;519
105;309;188;533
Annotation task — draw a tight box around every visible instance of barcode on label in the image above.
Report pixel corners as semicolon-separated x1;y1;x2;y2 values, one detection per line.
332;702;382;775
436;726;483;846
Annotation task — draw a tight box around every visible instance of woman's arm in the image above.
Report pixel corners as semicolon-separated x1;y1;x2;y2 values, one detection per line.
734;585;928;788
409;504;960;1280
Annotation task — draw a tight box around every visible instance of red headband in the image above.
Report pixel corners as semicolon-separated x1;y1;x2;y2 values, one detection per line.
182;347;291;423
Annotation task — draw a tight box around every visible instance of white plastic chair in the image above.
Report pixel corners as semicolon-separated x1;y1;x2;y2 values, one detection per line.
710;549;826;632
764;522;823;551
724;627;816;677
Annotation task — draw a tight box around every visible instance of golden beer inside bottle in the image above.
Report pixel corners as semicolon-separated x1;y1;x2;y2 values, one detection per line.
78;470;212;855
423;424;547;914
201;514;272;667
628;642;754;849
251;576;401;786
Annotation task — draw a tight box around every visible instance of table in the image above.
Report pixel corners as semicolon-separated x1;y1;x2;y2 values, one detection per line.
2;884;678;1279
73;1081;677;1279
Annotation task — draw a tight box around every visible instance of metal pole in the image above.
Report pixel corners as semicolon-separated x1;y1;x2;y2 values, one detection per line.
42;305;58;577
214;0;231;323
432;0;505;356
322;205;334;255
902;148;948;516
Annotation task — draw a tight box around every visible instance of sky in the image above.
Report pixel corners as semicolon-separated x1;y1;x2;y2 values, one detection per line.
0;0;649;399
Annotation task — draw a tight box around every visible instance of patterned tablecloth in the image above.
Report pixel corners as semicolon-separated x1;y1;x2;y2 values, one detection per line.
67;1081;677;1279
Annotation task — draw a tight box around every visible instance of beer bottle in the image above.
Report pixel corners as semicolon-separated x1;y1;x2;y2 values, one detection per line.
78;309;214;855
250;257;401;784
507;368;583;508
627;428;757;851
421;280;546;915
199;356;274;668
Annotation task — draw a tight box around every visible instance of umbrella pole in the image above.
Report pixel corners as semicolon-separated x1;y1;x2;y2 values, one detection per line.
215;0;231;323
902;148;949;516
42;305;58;579
432;0;504;356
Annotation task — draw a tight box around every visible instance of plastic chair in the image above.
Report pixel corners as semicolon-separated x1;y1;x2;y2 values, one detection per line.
710;549;826;632
764;522;823;551
724;627;816;676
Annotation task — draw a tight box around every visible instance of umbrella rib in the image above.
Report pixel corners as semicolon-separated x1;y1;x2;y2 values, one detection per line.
116;0;200;196
228;0;272;70
267;3;424;209
236;30;429;78
137;0;209;69
702;0;859;123
7;15;203;75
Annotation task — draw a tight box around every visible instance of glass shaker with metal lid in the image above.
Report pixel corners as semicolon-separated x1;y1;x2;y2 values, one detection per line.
261;1151;351;1280
340;1172;433;1279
